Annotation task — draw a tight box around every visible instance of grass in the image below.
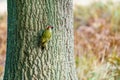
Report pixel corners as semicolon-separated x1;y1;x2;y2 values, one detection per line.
0;13;6;80
74;1;120;80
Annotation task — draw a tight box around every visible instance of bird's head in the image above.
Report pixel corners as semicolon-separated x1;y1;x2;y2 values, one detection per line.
46;26;53;30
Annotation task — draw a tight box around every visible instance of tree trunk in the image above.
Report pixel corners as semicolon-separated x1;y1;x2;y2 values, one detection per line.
4;0;77;80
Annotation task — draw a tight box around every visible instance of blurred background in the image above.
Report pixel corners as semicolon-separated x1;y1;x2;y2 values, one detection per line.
0;0;120;80
0;0;7;80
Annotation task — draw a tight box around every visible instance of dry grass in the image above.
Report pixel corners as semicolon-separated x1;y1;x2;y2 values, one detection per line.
74;1;120;80
0;13;7;79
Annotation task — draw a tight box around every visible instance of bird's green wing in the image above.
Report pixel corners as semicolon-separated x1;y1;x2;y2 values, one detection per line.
41;30;51;44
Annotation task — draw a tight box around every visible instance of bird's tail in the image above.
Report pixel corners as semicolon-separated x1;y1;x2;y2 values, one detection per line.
41;43;46;50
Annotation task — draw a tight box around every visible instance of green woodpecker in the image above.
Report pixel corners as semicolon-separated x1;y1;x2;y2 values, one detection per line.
41;26;53;49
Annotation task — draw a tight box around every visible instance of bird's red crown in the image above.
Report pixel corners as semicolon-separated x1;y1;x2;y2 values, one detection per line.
47;26;53;29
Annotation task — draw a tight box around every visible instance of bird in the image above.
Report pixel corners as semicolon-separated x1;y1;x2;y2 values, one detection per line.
40;25;53;49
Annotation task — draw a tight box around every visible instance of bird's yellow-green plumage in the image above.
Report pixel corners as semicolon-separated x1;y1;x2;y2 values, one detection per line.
41;27;52;49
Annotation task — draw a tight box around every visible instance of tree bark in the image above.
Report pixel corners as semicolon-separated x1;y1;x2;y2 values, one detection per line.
4;0;77;80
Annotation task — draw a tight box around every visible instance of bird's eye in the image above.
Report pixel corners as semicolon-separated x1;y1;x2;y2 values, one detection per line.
51;27;53;29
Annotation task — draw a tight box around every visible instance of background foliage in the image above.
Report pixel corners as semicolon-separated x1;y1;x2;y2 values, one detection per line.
0;14;6;80
74;1;120;80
